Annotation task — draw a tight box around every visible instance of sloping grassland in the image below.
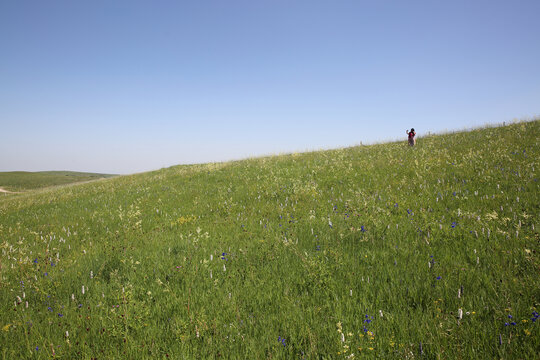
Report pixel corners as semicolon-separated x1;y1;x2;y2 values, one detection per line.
0;121;539;359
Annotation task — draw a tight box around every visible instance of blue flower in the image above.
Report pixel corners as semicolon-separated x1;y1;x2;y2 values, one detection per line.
436;276;441;280
508;315;512;319
510;322;516;326
35;346;39;351
48;307;53;312
361;226;366;232
504;322;509;326
33;259;38;264
451;222;456;228
315;245;321;251
58;313;63;317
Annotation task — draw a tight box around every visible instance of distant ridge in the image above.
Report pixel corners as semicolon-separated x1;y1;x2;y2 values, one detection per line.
0;171;117;192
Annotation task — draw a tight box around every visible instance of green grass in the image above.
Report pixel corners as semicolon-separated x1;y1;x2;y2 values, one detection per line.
1;120;539;359
0;171;116;192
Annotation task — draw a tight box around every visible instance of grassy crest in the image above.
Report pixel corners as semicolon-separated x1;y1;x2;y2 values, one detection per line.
0;171;116;192
1;121;539;359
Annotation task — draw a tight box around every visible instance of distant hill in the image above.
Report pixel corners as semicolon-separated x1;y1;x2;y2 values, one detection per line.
0;171;116;192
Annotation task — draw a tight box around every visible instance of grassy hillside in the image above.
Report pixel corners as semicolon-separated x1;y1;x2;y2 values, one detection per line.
0;171;116;192
1;121;539;359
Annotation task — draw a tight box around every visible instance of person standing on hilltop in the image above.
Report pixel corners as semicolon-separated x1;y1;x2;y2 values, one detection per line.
406;128;416;146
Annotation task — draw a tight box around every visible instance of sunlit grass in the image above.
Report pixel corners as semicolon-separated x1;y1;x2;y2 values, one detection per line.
1;120;539;359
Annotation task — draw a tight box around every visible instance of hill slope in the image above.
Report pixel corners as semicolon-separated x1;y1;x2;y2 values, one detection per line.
1;121;539;359
0;171;116;192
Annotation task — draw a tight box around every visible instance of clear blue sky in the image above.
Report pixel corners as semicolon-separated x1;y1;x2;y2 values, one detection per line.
1;0;539;174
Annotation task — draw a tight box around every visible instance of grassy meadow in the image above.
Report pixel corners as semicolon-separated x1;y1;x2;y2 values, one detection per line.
1;121;539;359
0;171;116;192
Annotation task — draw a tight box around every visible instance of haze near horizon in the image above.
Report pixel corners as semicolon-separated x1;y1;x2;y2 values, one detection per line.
1;0;539;174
